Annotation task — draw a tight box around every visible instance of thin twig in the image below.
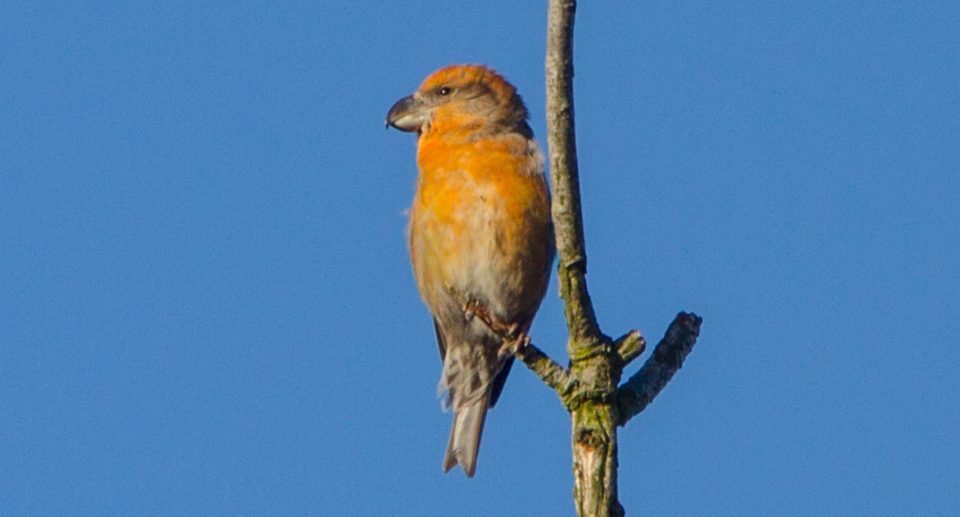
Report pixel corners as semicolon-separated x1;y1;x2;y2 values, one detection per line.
514;340;575;398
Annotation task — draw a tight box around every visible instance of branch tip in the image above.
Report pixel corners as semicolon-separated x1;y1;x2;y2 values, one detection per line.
616;312;702;426
615;330;646;365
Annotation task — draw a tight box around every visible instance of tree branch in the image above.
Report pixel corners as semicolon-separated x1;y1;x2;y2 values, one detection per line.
513;340;575;401
616;313;702;425
541;1;701;514
614;330;646;365
546;0;602;348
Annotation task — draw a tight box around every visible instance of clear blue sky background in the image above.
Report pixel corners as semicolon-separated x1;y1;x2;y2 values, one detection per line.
2;2;958;515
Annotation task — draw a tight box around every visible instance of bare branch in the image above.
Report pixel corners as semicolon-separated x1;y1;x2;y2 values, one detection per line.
541;1;701;514
546;0;602;348
513;340;575;399
616;313;702;425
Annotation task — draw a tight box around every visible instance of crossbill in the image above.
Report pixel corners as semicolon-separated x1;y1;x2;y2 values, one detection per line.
387;65;554;477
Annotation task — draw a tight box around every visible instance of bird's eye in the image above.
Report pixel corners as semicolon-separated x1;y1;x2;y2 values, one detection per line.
437;86;452;96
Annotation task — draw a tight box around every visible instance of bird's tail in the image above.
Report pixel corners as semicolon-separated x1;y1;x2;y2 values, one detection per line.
442;396;489;477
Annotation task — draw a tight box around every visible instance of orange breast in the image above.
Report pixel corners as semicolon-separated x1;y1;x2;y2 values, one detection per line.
408;132;552;321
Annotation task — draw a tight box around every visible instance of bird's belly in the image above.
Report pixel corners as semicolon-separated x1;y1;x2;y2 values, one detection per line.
410;183;541;324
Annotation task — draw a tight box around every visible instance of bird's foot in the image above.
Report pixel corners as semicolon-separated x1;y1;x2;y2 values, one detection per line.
460;295;527;359
498;332;530;360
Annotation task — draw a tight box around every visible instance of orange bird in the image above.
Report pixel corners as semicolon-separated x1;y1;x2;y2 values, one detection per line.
386;65;553;477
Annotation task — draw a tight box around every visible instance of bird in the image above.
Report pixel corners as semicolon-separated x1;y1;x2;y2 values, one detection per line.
386;65;554;477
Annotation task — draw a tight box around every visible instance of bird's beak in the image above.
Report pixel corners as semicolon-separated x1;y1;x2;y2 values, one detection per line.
386;94;428;132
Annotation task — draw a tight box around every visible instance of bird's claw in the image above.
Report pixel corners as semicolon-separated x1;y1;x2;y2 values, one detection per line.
498;333;530;360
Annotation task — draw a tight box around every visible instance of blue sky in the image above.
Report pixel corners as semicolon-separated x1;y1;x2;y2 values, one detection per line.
2;2;958;515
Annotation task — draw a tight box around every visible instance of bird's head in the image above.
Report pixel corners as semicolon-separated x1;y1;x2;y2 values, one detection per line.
386;64;530;138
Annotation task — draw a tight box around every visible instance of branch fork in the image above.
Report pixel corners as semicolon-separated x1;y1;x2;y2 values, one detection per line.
535;1;704;515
